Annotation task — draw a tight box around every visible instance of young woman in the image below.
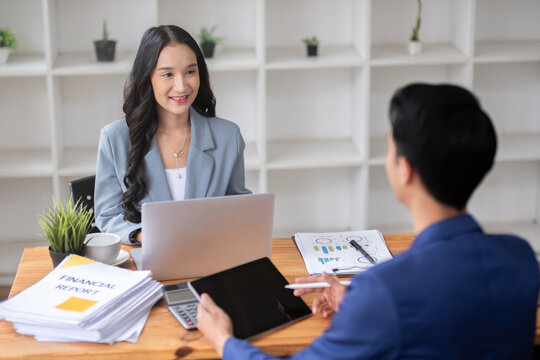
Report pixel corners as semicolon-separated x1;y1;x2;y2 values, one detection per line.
94;25;251;245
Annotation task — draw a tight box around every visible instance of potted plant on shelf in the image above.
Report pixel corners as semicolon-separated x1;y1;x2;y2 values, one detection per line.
93;21;116;62
0;27;17;64
197;26;224;58
38;197;93;267
408;0;422;56
302;36;320;57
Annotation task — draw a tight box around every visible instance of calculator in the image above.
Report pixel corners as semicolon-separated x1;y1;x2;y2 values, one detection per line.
162;282;199;329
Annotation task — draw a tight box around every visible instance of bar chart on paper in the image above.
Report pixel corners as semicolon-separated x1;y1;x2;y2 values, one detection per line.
294;231;393;275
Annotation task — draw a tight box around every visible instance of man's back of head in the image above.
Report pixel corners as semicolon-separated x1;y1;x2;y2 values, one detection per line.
389;83;497;210
379;83;538;359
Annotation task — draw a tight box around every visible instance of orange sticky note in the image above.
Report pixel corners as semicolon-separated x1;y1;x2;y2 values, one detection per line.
56;296;98;312
60;255;95;268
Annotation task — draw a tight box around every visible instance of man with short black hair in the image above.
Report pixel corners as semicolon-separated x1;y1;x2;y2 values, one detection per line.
197;83;539;359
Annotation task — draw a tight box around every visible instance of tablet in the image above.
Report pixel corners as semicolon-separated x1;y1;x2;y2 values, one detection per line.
188;257;312;340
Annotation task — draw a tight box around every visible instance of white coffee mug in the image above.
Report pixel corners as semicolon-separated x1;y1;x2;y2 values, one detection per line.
84;233;121;265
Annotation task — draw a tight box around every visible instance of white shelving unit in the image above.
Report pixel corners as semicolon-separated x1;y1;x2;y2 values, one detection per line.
1;0;539;286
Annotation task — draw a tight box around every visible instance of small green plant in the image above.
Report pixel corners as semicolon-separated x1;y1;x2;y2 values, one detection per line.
38;197;93;254
410;0;422;41
101;21;110;42
197;26;224;45
0;27;18;49
302;36;320;46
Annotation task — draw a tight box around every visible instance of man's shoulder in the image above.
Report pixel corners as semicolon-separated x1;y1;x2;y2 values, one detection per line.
486;231;532;250
484;232;537;267
368;228;538;290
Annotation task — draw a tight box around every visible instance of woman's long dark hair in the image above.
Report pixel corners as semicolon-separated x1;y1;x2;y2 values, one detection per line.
122;25;216;223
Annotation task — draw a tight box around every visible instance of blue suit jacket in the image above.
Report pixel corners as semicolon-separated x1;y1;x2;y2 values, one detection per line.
224;214;539;359
94;108;251;244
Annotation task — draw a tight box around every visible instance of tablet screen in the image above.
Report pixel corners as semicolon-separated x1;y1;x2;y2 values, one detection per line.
189;257;312;340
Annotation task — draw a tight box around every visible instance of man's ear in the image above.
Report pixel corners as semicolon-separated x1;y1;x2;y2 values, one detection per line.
397;155;414;185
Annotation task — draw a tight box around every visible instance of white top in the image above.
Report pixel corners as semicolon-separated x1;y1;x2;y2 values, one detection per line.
164;168;187;201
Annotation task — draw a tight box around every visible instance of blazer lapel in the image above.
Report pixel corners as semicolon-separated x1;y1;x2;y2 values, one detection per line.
144;135;172;202
185;109;215;199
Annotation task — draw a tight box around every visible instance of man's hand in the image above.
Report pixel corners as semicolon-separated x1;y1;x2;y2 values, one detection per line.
293;272;348;317
196;293;234;357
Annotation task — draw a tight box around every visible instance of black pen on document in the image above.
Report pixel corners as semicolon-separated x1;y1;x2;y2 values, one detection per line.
349;239;376;265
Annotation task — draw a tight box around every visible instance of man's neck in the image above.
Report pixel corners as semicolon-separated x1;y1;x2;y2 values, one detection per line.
409;194;464;234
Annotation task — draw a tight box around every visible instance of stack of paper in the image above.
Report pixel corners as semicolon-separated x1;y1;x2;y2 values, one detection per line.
294;230;394;275
0;254;162;344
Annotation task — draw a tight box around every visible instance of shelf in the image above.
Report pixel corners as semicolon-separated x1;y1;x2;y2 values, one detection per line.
469;161;539;234
268;167;356;234
0;178;52;246
475;41;540;64
474;62;540;138
272;225;358;239
267;139;362;170
369;223;414;236
371;43;468;66
1;0;540;283
496;134;540;162
368;166;412;228
0;238;46;286
0;150;53;178
368;137;387;166
52;51;134;76
205;48;259;71
58;148;97;177
244;142;260;170
266;46;364;70
267;67;359;141
57;144;260;176
369;64;471;142
370;134;540;164
475;0;540;50
0;54;46;77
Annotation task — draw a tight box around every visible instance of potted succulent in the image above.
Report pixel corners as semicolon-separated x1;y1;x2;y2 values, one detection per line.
302;36;320;57
93;21;116;62
197;26;224;58
38;197;93;267
0;27;17;64
408;0;422;56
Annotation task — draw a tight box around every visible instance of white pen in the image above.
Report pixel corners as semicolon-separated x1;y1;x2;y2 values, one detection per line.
285;280;351;289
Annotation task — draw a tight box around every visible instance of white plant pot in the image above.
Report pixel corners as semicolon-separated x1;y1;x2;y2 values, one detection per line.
408;41;422;56
0;48;12;63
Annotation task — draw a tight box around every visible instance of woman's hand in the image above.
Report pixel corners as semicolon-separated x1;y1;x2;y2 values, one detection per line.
196;293;234;357
293;272;348;317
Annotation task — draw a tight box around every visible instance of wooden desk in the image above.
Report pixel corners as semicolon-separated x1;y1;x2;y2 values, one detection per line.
1;234;536;358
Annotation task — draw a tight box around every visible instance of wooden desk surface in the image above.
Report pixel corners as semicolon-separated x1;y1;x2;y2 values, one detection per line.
1;234;537;359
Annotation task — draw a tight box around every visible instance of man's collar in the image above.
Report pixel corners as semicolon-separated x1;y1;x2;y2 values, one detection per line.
412;214;483;250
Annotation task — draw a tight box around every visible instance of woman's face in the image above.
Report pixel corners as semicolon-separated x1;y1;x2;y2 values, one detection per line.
151;43;200;122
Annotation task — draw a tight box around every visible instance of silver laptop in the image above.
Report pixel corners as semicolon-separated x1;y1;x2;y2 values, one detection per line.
131;193;274;280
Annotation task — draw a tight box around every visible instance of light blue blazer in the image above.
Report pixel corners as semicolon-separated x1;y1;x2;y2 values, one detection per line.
94;108;252;244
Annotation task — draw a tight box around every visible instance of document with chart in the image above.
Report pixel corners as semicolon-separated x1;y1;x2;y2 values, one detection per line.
293;230;393;275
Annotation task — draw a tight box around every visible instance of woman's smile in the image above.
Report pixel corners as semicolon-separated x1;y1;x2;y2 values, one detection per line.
170;95;189;104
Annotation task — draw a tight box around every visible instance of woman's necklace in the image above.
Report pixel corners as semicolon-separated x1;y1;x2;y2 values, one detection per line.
159;126;191;178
